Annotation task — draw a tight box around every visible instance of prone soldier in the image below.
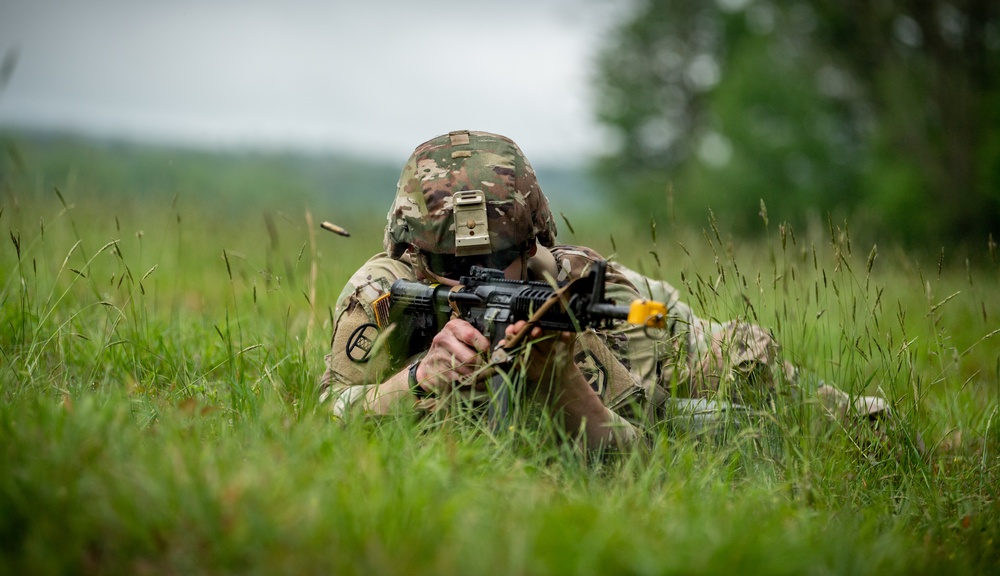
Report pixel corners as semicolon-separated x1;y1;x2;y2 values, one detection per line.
318;130;886;451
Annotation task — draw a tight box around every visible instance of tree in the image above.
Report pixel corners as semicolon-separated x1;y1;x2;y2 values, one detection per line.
813;0;1000;243
593;0;1000;245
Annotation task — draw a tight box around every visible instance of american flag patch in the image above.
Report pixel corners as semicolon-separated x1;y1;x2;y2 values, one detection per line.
372;293;391;329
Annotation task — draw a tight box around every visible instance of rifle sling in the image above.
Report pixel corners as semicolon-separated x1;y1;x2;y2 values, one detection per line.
448;284;464;318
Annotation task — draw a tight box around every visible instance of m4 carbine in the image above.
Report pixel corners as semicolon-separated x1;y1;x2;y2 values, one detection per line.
389;260;666;429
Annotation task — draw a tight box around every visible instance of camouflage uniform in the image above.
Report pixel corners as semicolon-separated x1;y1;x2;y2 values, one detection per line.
612;265;894;434
319;131;659;441
614;265;796;410
319;130;806;437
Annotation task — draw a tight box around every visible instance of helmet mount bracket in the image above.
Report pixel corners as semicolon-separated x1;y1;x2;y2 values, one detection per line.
453;190;491;256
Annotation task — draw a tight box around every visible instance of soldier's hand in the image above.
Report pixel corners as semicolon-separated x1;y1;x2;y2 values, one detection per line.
414;318;491;394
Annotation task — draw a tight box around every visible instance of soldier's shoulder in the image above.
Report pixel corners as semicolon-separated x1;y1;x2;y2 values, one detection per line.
550;244;605;261
550;243;636;284
550;244;606;282
339;252;417;306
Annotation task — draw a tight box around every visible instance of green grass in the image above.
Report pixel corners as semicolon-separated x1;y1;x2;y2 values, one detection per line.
1;138;998;574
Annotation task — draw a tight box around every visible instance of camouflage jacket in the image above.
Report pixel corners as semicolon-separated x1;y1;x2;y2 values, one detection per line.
319;243;796;437
319;245;667;433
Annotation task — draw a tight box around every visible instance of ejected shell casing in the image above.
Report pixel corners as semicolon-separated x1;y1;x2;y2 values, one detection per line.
321;221;351;237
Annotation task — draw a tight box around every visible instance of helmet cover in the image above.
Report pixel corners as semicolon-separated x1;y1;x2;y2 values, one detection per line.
384;130;557;259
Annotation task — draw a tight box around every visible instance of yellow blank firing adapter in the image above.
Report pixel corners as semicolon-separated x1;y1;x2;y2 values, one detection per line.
627;299;668;329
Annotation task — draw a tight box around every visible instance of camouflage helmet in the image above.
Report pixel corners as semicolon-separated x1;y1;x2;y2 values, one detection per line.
384;130;557;260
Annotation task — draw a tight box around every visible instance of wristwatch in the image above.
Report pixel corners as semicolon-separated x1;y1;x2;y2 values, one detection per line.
408;359;431;399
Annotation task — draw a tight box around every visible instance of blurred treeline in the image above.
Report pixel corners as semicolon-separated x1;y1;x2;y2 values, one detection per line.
0;133;400;215
0;133;605;221
593;0;1000;248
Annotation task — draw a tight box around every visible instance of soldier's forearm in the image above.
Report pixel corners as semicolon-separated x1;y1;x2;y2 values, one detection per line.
542;366;618;451
362;367;416;414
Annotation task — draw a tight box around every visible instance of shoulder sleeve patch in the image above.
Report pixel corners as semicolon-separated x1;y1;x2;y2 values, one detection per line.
574;348;608;398
346;323;380;362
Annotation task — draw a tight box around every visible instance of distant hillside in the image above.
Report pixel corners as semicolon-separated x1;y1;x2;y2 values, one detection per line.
0;130;605;214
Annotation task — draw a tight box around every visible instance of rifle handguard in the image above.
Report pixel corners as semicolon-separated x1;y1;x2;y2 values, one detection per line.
494;298;667;361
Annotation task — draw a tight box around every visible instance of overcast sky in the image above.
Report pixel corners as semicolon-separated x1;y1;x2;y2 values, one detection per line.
0;0;627;166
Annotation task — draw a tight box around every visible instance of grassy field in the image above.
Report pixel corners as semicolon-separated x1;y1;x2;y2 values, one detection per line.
1;136;998;574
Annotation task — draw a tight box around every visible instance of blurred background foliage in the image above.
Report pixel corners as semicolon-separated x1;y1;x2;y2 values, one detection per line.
3;0;998;254
592;0;1000;249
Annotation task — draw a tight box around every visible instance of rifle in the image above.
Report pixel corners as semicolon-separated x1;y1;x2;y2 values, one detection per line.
388;260;666;429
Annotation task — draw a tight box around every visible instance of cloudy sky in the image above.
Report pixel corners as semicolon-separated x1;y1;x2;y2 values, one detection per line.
0;0;626;165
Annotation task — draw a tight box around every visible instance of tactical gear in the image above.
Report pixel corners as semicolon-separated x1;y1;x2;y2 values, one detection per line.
383;130;558;261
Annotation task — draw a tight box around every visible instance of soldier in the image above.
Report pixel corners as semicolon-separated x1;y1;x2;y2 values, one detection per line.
319;130;881;451
320;130;660;450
